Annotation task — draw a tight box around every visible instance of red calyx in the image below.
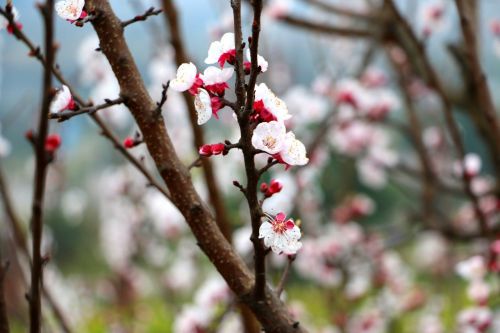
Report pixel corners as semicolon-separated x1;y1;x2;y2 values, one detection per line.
45;134;61;153
188;75;204;96
205;82;228;96
260;182;268;193
211;97;223;119
218;49;236;67
264;179;283;198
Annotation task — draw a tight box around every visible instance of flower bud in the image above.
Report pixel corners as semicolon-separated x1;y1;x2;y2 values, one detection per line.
123;137;135;149
45;134;61;153
199;144;213;156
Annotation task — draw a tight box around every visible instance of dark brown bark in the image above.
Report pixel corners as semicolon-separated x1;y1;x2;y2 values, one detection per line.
29;2;55;332
87;1;307;331
0;260;10;333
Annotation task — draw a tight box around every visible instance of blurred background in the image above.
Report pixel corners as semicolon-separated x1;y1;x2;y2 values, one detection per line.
1;0;500;332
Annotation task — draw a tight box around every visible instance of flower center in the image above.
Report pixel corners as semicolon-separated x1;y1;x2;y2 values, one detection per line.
263;135;277;149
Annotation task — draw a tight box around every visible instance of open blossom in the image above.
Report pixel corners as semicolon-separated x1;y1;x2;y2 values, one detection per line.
55;0;86;21
205;32;236;67
279;132;308;166
259;212;302;255
50;85;75;114
200;66;233;95
456;256;487;281
245;49;268;73
252;121;286;154
194;89;212;125
253;83;291;122
454;153;482;178
170;62;202;94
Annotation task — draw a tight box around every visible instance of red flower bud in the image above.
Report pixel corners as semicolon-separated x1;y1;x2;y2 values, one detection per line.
123;137;135;149
260;182;268;193
45;134;61;153
199;144;213;156
211;143;225;155
269;179;283;194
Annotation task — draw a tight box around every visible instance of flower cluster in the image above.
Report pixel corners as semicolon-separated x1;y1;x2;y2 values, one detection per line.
455;255;493;332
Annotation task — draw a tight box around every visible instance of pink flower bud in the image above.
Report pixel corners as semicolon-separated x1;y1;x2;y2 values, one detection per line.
211;143;225;155
199;144;213;156
269;179;283;194
45;134;61;153
123;137;135;149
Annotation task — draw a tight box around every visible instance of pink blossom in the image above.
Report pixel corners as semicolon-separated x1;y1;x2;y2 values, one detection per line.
251;120;287;154
205;32;236;67
259;212;302;255
50;85;75;114
200;66;233;96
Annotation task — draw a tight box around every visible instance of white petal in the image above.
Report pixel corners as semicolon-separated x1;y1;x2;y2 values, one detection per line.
55;0;85;21
258;221;273;239
194;89;212;125
280;132;308;166
252;121;287;154
285;226;301;240
205;41;223;64
49;85;72;114
220;32;235;52
170;62;197;92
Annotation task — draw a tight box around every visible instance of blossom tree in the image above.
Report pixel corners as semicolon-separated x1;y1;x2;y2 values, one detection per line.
0;0;499;332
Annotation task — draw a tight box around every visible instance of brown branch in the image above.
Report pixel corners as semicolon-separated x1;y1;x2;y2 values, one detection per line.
384;0;489;236
276;256;295;298
0;7;171;201
87;1;306;331
0;259;10;333
49;97;124;122
279;15;377;38
303;0;380;22
0;163;73;333
454;0;500;194
231;0;246;110
29;2;55;332
161;0;232;241
121;7;163;28
387;46;436;223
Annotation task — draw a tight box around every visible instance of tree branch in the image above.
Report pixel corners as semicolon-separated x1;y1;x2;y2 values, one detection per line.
161;0;232;241
49;97;124;122
29;2;55;332
87;1;306;331
121;7;162;28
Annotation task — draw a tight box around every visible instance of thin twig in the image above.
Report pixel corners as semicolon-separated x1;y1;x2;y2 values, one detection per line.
121;7;163;28
280;15;377;38
154;81;170;117
49;97;124;122
276;256;295;298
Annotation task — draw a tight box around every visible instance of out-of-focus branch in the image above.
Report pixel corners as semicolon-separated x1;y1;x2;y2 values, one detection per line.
121;7;162;28
387;45;436;223
384;0;489;236
279;15;378;38
29;2;55;332
302;0;380;22
87;1;306;331
0;259;10;333
0;164;73;333
454;0;500;193
276;256;295;298
161;0;232;241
